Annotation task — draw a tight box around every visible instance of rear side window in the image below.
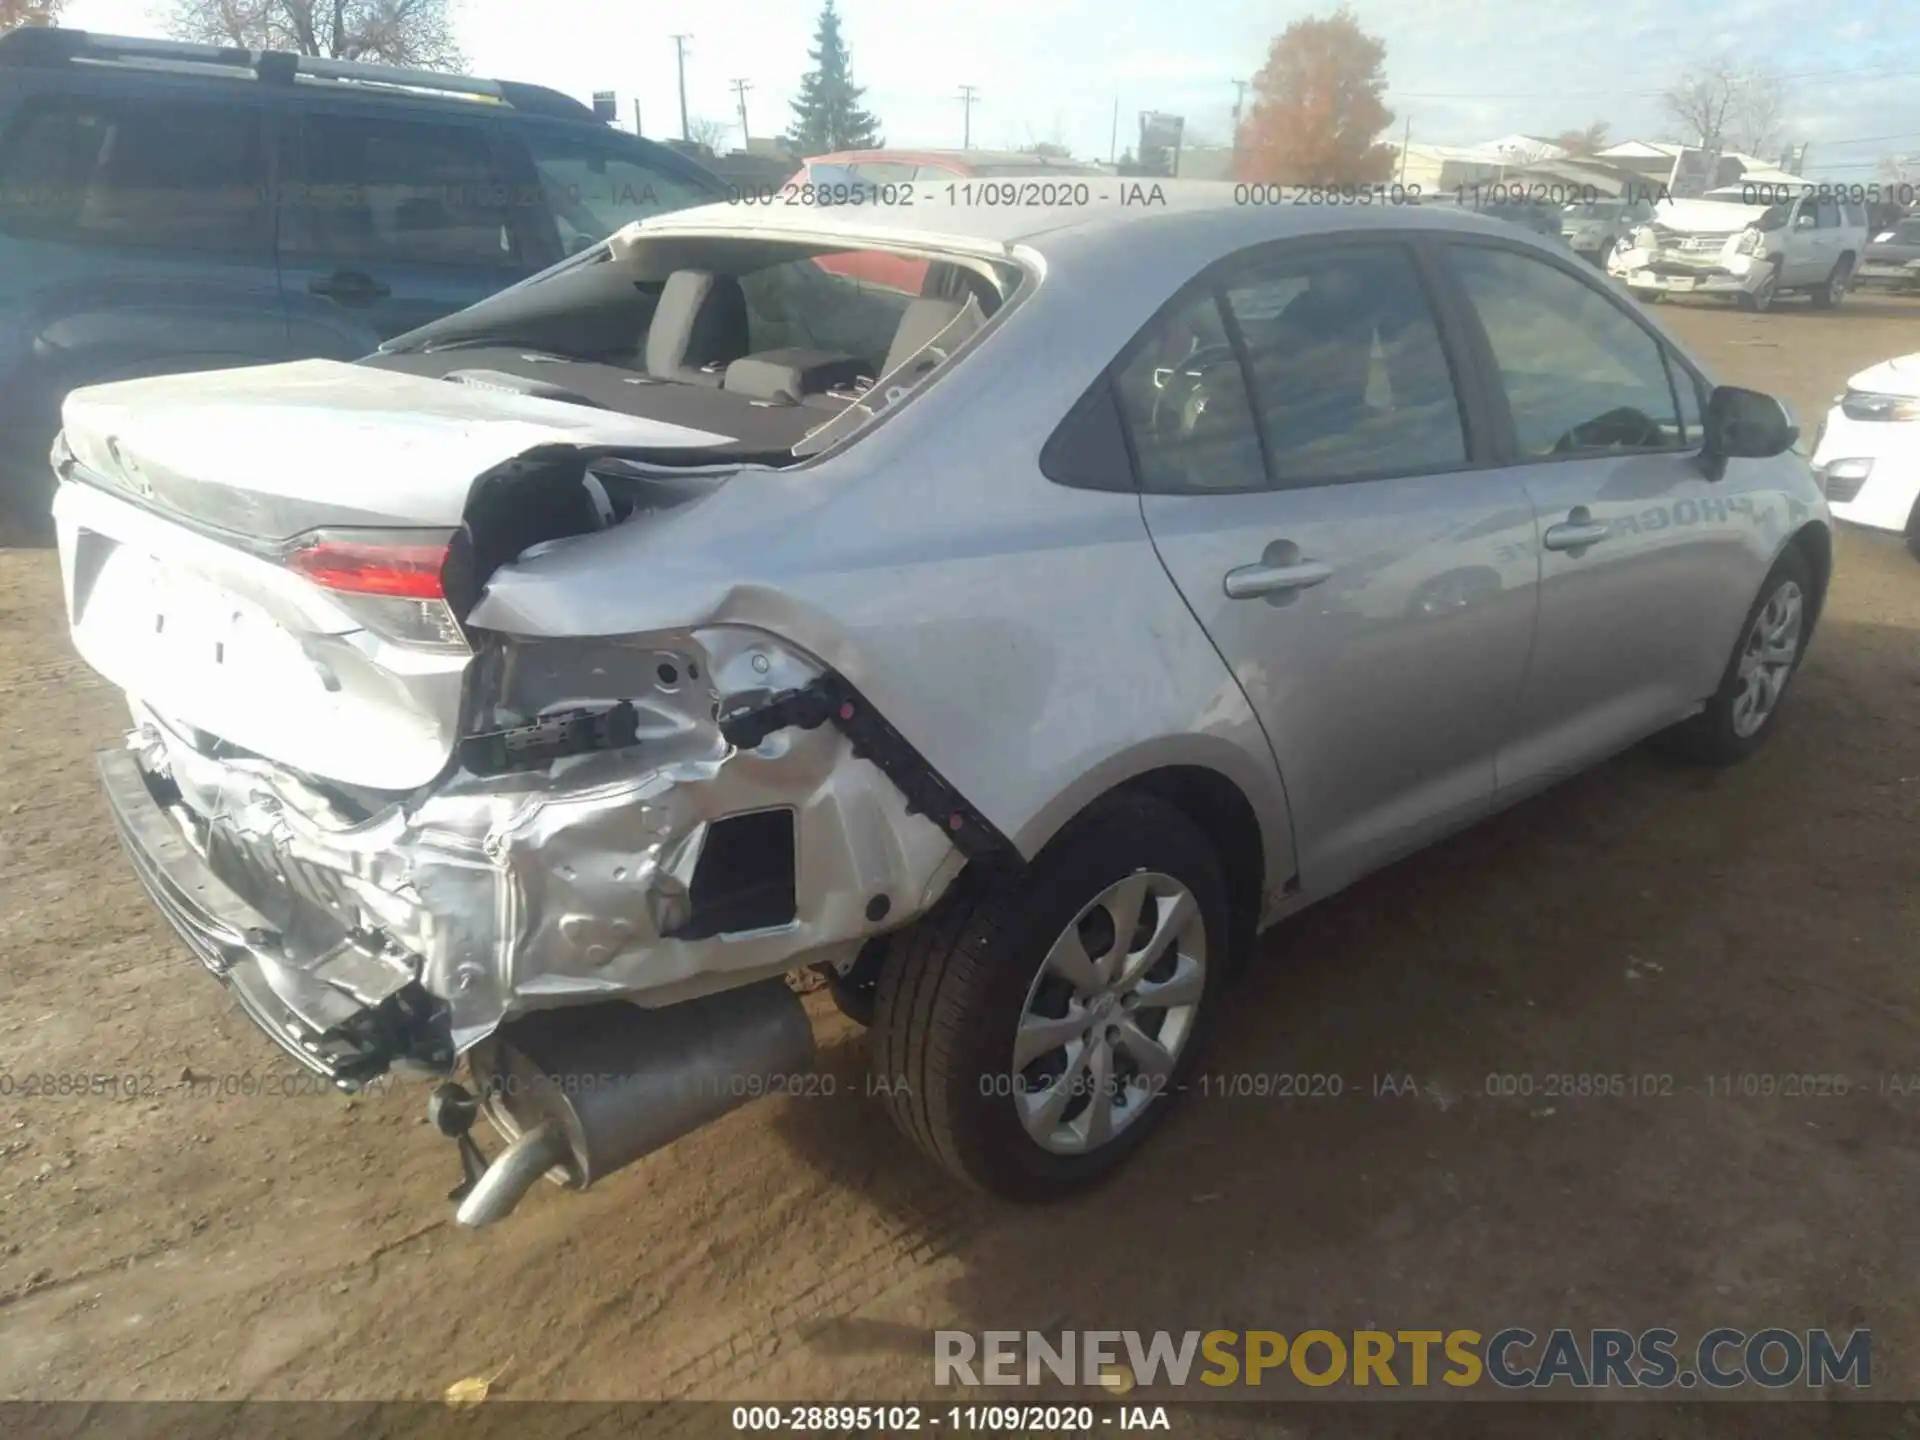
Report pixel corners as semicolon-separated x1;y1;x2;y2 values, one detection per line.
1112;290;1268;493
1447;243;1684;458
282;113;520;268
1221;245;1467;485
521;131;714;253
0;95;267;253
849;161;918;183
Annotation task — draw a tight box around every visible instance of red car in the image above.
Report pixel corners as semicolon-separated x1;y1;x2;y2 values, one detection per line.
789;149;1107;294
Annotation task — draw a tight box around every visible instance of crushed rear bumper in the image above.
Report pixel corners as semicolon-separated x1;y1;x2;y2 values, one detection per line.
99;747;452;1088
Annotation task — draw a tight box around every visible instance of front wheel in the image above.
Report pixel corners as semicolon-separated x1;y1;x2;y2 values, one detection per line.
1737;264;1780;313
1654;549;1814;764
869;793;1229;1201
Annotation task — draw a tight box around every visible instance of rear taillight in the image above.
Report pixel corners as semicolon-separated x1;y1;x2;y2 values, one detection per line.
283;533;452;599
280;529;467;652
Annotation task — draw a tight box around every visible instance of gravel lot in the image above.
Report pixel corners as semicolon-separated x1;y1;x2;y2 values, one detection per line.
1;291;1916;1407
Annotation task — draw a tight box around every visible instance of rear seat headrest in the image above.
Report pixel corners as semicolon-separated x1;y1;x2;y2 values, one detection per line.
645;269;750;382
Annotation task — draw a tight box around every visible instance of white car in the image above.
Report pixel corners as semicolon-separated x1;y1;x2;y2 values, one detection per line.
1811;353;1920;555
1609;187;1868;312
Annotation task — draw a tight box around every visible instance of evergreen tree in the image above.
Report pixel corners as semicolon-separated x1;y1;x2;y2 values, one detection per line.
785;0;883;153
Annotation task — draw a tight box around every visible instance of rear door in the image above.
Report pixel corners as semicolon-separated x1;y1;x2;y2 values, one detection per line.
277;106;536;345
1133;238;1540;895
1435;238;1759;793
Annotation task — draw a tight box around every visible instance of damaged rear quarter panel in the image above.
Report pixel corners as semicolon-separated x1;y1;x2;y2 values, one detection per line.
467;264;1298;931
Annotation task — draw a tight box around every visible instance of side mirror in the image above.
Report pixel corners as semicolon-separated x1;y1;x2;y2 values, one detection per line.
1795;212;1816;229
1700;385;1797;479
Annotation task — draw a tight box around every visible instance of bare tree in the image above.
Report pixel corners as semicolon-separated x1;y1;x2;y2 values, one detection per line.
1661;57;1786;156
687;116;732;152
1550;121;1610;156
1;0;63;30
167;0;464;70
1731;71;1785;157
1879;154;1920;186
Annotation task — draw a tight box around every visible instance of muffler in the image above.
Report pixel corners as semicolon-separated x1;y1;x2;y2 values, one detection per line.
456;978;814;1227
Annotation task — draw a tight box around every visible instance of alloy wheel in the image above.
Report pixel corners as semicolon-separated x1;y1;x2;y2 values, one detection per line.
1012;871;1207;1154
1731;580;1804;738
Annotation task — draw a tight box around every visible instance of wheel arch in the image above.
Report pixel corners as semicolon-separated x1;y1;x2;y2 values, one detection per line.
1007;738;1294;970
1119;765;1268;970
1784;519;1833;632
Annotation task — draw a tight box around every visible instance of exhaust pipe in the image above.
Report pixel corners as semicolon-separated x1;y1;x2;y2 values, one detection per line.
456;978;814;1228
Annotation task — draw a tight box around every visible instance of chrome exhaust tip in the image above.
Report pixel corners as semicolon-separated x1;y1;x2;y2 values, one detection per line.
454;1119;572;1229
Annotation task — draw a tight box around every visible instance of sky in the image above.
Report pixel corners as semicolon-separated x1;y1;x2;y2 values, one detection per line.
60;0;1920;178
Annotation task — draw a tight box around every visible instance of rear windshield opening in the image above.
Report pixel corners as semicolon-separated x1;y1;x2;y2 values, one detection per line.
370;232;1025;468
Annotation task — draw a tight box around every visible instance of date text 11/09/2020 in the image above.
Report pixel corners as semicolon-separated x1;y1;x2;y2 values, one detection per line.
722;181;1616;210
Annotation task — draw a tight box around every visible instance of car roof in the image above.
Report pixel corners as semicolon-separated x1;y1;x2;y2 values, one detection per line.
0;26;598;126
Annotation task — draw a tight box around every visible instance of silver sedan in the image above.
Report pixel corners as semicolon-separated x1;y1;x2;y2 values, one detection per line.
55;184;1829;1223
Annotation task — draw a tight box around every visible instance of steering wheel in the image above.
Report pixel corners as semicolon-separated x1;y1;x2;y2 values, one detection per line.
1553;406;1667;453
1150;342;1240;441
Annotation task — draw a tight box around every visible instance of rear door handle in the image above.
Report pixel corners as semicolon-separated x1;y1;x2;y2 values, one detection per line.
308;271;391;304
1224;558;1333;600
1542;507;1613;554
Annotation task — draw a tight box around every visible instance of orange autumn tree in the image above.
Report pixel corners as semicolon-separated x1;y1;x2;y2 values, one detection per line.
1236;7;1396;186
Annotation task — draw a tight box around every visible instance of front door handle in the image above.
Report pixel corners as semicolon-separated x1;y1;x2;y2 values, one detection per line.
1224;558;1333;600
308;270;391;304
1542;507;1613;554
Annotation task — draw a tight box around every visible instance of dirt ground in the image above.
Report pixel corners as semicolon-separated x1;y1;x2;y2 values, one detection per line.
1;290;1918;1410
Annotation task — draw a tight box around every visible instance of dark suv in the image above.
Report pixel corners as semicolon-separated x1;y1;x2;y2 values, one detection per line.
0;27;726;538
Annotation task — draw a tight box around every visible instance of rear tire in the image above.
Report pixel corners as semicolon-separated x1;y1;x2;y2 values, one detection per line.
1655;548;1814;765
870;792;1230;1201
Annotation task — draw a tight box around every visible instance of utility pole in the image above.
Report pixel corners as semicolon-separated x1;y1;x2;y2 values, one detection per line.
1230;78;1248;161
632;98;643;137
1398;114;1411;185
731;78;753;148
1109;95;1119;165
671;34;692;142
958;85;978;149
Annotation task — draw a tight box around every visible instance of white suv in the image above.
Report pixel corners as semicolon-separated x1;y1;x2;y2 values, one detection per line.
1608;187;1869;312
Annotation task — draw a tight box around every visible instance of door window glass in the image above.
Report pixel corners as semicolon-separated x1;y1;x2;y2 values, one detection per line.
1449;244;1684;457
1112;291;1267;493
0;95;267;252
522;131;712;252
1222;245;1467;484
283;114;519;267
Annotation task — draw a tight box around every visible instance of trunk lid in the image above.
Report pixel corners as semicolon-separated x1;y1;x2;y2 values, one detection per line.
59;358;734;538
56;359;735;793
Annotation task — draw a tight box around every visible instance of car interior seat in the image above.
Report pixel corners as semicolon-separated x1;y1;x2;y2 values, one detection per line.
643;269;752;386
